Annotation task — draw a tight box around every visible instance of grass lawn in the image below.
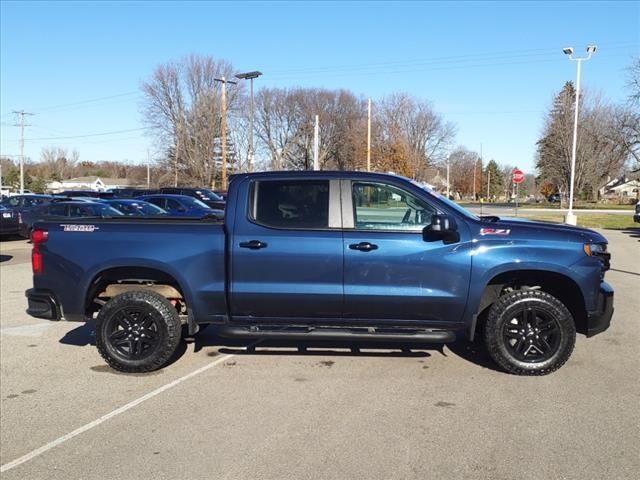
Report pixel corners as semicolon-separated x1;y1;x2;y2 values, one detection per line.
522;203;635;210
518;213;637;230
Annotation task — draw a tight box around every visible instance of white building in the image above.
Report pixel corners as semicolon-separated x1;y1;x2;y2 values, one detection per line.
46;176;141;193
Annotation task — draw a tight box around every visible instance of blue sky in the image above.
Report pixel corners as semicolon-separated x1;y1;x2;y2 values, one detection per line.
1;0;638;173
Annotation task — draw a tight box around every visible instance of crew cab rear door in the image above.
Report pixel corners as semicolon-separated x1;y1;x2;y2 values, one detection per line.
341;178;471;324
229;177;343;320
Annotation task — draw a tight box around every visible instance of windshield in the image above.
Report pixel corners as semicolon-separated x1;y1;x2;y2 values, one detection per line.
194;189;223;202
410;180;479;221
111;201;167;216
180;196;210;209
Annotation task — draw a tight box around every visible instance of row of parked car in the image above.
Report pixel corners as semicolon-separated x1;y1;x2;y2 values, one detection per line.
0;187;226;238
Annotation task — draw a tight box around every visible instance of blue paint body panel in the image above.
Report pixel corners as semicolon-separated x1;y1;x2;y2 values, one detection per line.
29;171;612;337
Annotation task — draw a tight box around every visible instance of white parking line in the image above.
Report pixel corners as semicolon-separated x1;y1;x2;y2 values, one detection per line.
0;351;241;474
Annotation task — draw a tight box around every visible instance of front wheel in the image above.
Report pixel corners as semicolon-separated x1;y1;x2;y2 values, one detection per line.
484;289;576;375
96;290;182;373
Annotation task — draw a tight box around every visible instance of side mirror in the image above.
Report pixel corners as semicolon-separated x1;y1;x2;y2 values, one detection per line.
423;214;459;244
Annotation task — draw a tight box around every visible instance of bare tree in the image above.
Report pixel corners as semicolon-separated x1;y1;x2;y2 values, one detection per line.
378;94;456;180
39;146;78;180
537;83;629;202
141;54;245;186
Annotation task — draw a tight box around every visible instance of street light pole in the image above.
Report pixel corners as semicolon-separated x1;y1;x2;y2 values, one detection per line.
235;71;262;173
563;45;596;225
214;77;237;190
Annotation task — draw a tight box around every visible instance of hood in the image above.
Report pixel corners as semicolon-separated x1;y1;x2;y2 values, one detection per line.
481;217;607;244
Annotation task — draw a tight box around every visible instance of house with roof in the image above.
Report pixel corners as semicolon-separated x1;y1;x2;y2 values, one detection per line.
46;176;142;193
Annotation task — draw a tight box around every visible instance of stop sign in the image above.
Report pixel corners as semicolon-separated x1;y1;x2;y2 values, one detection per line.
513;169;524;184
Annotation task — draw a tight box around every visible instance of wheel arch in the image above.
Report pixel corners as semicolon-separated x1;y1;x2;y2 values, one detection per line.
471;269;588;340
85;266;188;316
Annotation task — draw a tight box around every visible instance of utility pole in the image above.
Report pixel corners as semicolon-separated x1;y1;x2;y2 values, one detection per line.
367;98;372;172
13;110;34;194
214;77;237;190
174;123;180;187
313;115;320;171
472;160;476;200
235;71;262;173
487;168;491;200
146;150;151;188
446;156;450;199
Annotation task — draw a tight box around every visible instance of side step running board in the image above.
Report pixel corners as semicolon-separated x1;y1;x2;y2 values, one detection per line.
216;326;456;343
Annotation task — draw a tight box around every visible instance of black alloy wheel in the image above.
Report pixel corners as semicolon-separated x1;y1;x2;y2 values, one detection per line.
105;306;162;361
96;290;182;373
484;289;576;375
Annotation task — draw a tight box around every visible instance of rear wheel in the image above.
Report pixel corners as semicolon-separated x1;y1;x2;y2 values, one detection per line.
484;289;576;375
96;290;182;373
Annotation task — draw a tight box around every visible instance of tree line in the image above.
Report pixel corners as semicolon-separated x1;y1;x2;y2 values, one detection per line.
2;54;637;200
536;58;639;204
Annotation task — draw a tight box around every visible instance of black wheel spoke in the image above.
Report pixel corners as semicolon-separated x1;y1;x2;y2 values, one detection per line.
524;308;536;328
140;316;153;329
109;329;127;342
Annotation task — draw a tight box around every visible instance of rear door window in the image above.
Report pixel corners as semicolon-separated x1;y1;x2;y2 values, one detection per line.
147;198;166;209
48;204;68;216
251;180;330;229
165;199;183;211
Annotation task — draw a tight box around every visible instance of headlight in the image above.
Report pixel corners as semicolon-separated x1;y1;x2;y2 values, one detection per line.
583;243;607;256
584;243;610;271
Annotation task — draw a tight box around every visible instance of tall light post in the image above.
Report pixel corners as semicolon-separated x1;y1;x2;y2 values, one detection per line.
214;77;237;190
235;71;262;173
563;45;596;225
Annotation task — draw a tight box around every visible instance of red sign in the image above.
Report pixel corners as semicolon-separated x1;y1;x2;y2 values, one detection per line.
512;169;524;184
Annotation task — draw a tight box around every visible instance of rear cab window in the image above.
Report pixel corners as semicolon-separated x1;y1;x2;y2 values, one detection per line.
250;180;330;229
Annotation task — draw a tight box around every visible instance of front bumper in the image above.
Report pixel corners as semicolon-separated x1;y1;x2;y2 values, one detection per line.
25;288;61;320
634;213;640;224
586;282;614;337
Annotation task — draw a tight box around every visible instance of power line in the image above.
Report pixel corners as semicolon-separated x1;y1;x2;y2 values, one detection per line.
21;127;149;141
12;110;35;193
268;42;637;76
34;91;139;113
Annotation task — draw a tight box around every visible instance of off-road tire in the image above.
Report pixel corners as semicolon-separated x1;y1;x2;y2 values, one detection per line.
96;290;182;373
484;289;576;376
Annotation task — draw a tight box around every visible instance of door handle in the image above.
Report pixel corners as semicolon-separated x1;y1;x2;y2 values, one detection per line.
239;240;268;250
349;242;378;252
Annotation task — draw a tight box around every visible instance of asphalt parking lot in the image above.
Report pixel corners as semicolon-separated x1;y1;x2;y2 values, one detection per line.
1;230;639;480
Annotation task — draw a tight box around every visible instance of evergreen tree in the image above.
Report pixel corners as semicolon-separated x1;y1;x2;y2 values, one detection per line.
485;159;504;200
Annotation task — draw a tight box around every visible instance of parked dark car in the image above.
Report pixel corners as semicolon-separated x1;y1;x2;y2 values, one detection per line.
19;201;124;237
547;193;561;203
0;205;20;237
634;202;640;223
214;190;228;201
136;194;223;218
97;199;168;216
55;190;115;199
1;194;55;215
159;187;225;210
107;188;159;198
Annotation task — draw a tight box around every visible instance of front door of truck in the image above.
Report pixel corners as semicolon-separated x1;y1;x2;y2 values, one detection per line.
342;180;471;324
230;178;343;320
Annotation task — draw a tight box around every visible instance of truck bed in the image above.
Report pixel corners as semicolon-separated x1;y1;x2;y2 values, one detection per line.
33;217;227;322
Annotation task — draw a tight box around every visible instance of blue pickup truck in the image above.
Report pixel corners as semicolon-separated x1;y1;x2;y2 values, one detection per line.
25;171;614;375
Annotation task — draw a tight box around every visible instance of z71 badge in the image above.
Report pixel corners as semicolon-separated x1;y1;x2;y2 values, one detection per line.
479;228;510;236
60;224;99;232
